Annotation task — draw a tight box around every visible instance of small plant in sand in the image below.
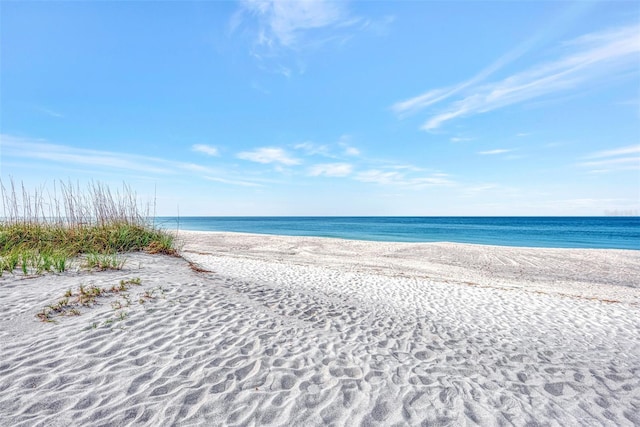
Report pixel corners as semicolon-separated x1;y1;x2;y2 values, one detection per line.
0;248;72;276
4;252;20;272
121;293;131;307
36;307;55;323
110;278;141;293
36;277;143;322
20;255;28;275
85;252;126;271
138;287;159;305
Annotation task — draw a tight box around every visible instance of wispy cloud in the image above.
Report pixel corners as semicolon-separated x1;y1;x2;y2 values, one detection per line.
355;170;399;185
36;107;64;118
580;156;640;168
203;176;263;187
236;0;355;49
293;136;360;158
294;141;332;157
343;146;360;156
0;134;264;187
478;149;513;155
337;134;360;156
585;144;640;159
192;144;220;156
390;18;554;118
233;1;379;77
180;163;214;173
1;135;173;175
461;184;500;195
393;23;640;131
579;144;640;173
237;147;301;165
355;169;453;188
308;162;352;177
450;137;473;143
388;164;427;172
392;88;450;118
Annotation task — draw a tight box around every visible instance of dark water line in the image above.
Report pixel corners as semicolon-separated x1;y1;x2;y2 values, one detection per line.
155;216;640;250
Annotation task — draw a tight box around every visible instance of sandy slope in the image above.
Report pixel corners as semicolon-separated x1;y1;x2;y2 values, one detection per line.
0;231;639;426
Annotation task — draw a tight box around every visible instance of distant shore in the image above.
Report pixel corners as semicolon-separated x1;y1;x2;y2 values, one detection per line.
1;230;638;425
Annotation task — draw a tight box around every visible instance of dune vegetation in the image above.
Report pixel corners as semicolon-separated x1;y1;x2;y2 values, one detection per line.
0;179;175;275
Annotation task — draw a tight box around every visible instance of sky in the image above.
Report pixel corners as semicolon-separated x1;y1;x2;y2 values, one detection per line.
1;0;639;216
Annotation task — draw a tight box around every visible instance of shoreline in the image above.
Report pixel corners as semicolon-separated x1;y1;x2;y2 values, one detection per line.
1;231;638;425
168;227;640;251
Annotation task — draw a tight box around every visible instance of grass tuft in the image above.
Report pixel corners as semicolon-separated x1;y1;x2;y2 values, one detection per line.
37;277;143;321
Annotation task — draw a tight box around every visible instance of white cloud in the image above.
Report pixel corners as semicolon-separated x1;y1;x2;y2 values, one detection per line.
392;88;453;117
426;24;639;130
203;176;263;187
462;184;500;195
355;170;400;185
0;134;266;187
37;107;64;118
234;0;377;77
308;163;353;177
478;149;513;155
580;157;640;168
393;24;640;130
337;135;360;156
450;137;473;143
294;141;332;157
293;137;360;158
387;164;427;172
391;19;552;117
355;169;453;188
585;144;640;159
343;146;360;156
579;144;640;172
192;144;219;156
237;147;301;165
411;176;454;186
0;135;173;175
180;163;212;173
238;0;353;48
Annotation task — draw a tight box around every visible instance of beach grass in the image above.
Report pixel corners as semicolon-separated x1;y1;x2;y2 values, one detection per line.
0;179;175;275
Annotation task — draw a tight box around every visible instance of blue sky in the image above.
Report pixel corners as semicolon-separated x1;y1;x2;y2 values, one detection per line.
1;0;639;216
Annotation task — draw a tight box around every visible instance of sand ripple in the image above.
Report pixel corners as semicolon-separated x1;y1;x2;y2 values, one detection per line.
0;233;639;426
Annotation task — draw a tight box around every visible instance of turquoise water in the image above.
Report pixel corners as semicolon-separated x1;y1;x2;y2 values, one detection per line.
156;217;640;250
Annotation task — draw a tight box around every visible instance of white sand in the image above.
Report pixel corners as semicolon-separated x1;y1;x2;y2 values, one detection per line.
1;231;639;426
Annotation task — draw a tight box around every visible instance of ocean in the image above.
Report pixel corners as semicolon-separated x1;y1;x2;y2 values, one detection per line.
155;217;640;250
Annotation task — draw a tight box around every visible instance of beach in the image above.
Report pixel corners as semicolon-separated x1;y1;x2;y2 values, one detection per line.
1;230;639;426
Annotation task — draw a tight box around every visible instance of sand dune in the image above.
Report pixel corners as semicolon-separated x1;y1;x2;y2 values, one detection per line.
1;231;639;426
